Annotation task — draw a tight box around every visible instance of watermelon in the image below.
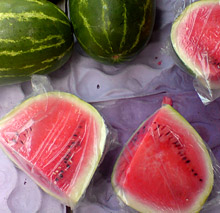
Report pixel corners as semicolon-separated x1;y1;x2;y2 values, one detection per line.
171;0;220;89
69;0;155;64
0;0;73;85
0;92;107;208
112;99;214;212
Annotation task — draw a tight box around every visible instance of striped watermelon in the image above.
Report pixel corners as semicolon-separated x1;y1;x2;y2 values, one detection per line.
69;0;155;64
0;0;73;85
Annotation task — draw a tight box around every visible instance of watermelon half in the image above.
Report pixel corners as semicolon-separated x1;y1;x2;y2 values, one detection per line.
0;92;107;208
171;0;220;89
112;101;214;212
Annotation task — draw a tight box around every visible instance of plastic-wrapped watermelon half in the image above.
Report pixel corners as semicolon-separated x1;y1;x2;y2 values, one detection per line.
0;92;107;209
112;98;214;212
170;0;220;89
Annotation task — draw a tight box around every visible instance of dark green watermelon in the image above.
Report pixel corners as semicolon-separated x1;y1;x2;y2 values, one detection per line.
0;0;73;85
69;0;155;64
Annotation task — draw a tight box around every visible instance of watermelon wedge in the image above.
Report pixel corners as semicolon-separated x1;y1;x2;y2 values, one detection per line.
0;92;107;208
112;100;214;212
171;0;220;89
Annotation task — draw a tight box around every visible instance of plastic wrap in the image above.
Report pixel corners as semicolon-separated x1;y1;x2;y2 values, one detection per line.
0;83;67;213
0;75;116;210
111;97;220;212
170;0;220;105
69;92;220;213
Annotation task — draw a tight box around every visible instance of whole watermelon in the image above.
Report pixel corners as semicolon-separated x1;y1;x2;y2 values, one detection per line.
69;0;155;64
0;0;73;85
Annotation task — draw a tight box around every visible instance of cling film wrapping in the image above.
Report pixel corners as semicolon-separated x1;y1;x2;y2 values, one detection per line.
111;97;220;213
170;0;220;105
0;75;109;210
1;75;220;212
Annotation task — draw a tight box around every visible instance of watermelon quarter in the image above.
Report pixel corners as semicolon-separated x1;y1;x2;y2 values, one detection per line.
171;0;220;89
0;92;107;208
69;0;155;64
0;0;74;85
112;101;214;212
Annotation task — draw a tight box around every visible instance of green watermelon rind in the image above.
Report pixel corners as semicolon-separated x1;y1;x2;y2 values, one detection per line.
69;0;155;64
170;0;220;89
111;104;214;213
0;92;107;208
0;0;74;86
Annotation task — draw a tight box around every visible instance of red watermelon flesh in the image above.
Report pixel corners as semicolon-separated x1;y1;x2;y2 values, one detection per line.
171;1;220;88
0;92;106;208
112;104;213;213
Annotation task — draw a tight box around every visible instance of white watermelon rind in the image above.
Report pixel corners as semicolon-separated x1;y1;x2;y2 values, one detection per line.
0;91;107;209
111;104;214;213
170;0;220;89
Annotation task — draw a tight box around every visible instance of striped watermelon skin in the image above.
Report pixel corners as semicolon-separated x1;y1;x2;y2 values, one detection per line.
69;0;155;64
0;0;73;85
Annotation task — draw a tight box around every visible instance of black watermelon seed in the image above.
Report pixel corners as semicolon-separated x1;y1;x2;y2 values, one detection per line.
55;178;59;181
160;126;166;130
76;141;81;146
186;160;190;163
168;137;174;141
199;179;203;182
59;174;63;178
191;169;194;172
74;134;77;137
194;173;198;176
66;164;70;168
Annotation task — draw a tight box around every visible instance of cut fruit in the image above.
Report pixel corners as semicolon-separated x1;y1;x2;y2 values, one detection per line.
112;101;214;212
0;92;107;208
171;0;220;89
